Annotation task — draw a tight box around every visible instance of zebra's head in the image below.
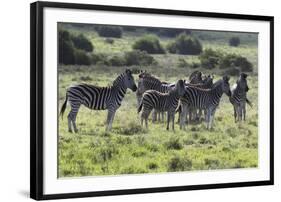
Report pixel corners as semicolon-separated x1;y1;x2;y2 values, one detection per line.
124;69;137;92
237;73;249;92
175;79;186;97
222;75;231;97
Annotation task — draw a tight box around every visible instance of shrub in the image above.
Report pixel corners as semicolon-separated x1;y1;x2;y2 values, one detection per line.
58;29;94;65
74;49;91;65
59;30;76;64
132;35;165;54
158;28;189;37
71;34;93;52
124;50;156;66
91;53;109;65
167;33;202;55
96;26;123;38
229;36;240;47
224;67;240;76
199;48;222;69
167;155;192;172
219;54;253;72
109;55;125;66
165;137;183;150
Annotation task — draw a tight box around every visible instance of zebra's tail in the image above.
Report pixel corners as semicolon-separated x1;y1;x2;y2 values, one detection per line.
60;94;68;119
246;98;253;108
137;101;143;113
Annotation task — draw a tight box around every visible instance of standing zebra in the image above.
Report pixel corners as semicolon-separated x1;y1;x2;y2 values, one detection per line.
179;76;231;130
229;73;252;122
136;72;174;122
60;69;137;132
138;80;185;130
178;74;214;123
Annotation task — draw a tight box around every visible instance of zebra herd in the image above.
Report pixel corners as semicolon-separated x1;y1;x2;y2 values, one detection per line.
60;69;252;132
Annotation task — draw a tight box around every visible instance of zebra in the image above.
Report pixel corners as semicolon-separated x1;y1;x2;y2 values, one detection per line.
138;80;186;130
189;71;203;84
229;73;252;122
179;74;214;122
136;72;174;122
179;76;231;130
60;69;137;132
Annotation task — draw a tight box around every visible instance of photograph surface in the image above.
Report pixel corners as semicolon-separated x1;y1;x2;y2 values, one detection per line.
58;22;258;178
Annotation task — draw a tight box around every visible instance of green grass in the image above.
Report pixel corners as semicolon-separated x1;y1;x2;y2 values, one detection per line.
58;24;258;177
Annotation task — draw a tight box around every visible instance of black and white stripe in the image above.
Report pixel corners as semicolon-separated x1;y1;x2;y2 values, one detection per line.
138;80;185;130
179;76;231;130
136;73;174;122
229;73;251;122
60;69;137;132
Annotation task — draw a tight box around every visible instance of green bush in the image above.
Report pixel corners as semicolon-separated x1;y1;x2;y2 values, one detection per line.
59;29;94;65
158;28;190;37
132;35;165;54
165;137;183;150
219;54;253;72
167;155;192;172
229;36;240;47
91;53;109;65
59;30;76;64
74;49;91;65
167;33;202;55
199;48;222;69
124;50;156;66
71;34;93;52
109;55;125;66
96;26;123;38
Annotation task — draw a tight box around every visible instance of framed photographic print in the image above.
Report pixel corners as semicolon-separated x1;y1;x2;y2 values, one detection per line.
30;1;274;200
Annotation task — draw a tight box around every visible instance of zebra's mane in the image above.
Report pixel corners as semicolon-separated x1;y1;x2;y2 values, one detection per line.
112;72;126;87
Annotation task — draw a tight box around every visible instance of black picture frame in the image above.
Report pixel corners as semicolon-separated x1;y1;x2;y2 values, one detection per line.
30;1;274;200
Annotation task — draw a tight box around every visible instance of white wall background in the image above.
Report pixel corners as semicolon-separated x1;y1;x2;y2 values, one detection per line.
0;0;279;201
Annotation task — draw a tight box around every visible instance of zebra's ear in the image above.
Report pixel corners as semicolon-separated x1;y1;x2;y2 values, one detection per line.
125;69;132;74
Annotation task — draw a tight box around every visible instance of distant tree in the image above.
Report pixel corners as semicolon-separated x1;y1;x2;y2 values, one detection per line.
71;34;93;52
167;33;202;55
229;37;240;47
96;26;123;38
58;30;76;64
132;35;165;54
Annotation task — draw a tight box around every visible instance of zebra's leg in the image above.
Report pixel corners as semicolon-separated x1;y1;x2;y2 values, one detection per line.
242;102;246;121
171;111;176;131
238;105;243;122
233;105;237;122
68;102;81;133
166;112;171;130
206;109;211;129
180;104;187;130
209;108;217;129
106;109;116;131
141;107;152;129
152;110;157;123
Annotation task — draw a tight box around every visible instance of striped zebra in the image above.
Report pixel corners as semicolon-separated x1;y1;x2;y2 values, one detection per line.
179;76;231;130
60;69;137;132
229;73;252;122
138;80;186;130
136;72;174;122
179;75;214;122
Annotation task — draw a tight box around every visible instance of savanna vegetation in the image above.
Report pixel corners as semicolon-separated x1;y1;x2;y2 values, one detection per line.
58;23;258;177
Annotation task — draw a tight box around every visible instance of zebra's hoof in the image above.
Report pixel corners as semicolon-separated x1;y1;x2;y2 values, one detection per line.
68;129;73;133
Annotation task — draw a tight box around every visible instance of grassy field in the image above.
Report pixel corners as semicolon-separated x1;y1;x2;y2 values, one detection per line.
58;24;258;177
